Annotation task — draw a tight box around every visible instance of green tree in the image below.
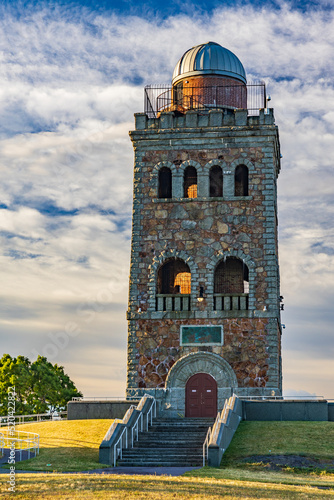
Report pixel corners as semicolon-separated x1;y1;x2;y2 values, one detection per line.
0;354;82;416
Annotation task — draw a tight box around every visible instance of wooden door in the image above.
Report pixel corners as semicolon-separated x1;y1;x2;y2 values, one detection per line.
185;373;217;418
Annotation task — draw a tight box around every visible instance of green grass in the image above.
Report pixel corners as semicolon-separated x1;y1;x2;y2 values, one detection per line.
0;420;333;498
1;473;334;499
2;420;113;472
221;421;334;460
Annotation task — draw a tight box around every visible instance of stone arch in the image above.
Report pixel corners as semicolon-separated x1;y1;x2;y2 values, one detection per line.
206;250;255;295
178;160;204;198
152;161;177;198
204;159;227;173
230;159;253;197
165;352;238;390
178;160;203;175
204;160;226;198
230;158;254;173
147;249;199;310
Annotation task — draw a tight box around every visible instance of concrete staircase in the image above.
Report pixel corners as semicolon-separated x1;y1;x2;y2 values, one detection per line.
117;417;213;467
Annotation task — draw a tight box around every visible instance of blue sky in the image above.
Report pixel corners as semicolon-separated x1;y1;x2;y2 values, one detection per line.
0;1;333;398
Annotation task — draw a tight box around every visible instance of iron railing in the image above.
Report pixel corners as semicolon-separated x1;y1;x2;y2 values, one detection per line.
144;83;266;118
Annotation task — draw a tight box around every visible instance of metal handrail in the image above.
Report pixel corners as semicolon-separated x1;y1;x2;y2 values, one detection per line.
113;426;127;467
72;396;140;401
240;395;326;400
131;412;143;448
0;429;40;461
203;426;212;467
0;411;67;427
108;394;156;467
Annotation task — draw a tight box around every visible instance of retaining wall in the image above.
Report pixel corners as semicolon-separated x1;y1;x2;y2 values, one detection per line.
67;401;139;420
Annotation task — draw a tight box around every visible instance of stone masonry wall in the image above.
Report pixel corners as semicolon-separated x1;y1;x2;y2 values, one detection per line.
127;108;282;395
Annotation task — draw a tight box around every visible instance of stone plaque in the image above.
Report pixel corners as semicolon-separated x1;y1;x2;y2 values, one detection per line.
180;326;223;346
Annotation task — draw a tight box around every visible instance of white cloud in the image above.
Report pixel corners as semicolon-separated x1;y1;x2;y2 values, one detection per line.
0;3;333;399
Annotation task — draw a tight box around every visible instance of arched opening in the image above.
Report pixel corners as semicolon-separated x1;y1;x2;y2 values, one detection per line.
156;258;191;311
235;165;248;196
185;373;217;418
209;165;223;197
184;166;197;198
158;167;172;198
214;257;249;311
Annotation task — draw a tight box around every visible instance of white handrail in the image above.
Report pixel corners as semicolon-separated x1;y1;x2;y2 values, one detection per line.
0;429;40;461
131;412;143;448
0;411;67;427
203;426;212;467
113;426;127;467
103;394;156;466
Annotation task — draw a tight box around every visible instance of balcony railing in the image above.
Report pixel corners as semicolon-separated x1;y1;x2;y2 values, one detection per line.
144;83;266;118
156;294;191;312
213;294;249;311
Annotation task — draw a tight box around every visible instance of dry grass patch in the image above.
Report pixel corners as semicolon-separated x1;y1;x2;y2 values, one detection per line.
1;473;334;499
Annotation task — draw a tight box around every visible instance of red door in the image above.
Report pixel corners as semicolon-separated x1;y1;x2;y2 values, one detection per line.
185;373;217;418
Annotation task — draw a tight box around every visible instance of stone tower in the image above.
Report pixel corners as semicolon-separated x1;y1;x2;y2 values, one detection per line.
127;42;282;417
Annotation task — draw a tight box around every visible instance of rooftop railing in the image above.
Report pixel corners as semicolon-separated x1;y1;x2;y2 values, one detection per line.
144;82;266;118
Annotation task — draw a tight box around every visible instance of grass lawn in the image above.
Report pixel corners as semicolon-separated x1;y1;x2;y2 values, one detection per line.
219;421;334;461
0;420;334;498
1;420;113;472
0;472;334;499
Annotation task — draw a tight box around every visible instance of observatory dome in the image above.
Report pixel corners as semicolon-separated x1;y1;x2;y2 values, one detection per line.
172;42;246;85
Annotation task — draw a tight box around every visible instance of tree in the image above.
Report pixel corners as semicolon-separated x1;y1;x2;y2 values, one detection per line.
0;354;82;415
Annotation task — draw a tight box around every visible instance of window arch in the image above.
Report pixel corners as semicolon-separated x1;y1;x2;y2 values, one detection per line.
184;166;197;198
209;165;223;197
214;257;249;294
158;167;172;198
235;165;249;196
158;258;191;294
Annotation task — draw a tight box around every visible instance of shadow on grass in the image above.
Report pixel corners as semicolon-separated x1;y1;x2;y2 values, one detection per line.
1;447;110;472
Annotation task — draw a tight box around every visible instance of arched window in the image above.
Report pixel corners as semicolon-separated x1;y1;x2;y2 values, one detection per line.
158;258;191;294
210;165;223;197
214;257;249;294
184;166;197;198
158;167;172;198
235;165;249;196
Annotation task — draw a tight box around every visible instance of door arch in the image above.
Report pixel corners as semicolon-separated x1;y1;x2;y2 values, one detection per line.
185;373;217;418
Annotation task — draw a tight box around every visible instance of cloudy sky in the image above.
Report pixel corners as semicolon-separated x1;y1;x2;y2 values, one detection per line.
0;0;333;399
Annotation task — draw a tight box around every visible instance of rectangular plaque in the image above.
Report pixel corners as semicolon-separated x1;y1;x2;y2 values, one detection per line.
180;325;223;346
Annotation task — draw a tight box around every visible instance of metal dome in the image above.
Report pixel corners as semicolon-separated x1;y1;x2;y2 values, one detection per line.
172;42;246;85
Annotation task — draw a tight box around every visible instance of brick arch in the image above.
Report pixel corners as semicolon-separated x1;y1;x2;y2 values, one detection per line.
206;250;255;295
165;352;238;390
147;249;199;311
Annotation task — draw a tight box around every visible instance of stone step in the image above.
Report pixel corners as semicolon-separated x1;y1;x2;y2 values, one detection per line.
116;415;212;467
117;459;202;466
122;447;202;456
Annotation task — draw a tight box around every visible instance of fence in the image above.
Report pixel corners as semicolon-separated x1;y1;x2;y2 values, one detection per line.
0;411;67;427
0;429;39;461
144;83;266;118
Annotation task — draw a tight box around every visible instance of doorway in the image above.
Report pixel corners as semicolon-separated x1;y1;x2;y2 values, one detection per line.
185;372;217;418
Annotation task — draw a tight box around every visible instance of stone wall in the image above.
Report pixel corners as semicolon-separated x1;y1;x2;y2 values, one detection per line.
127;107;282;399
